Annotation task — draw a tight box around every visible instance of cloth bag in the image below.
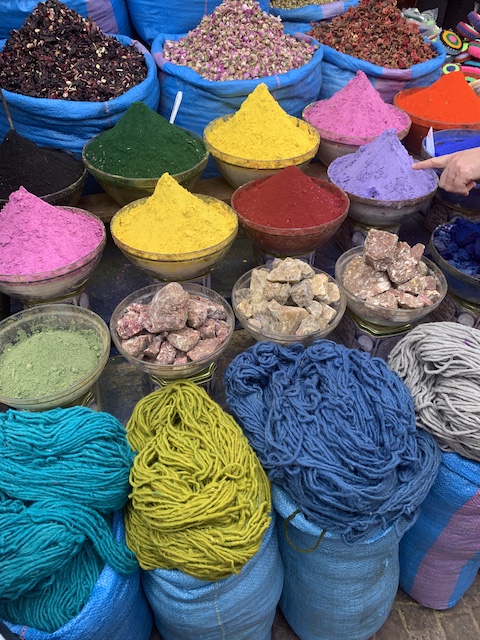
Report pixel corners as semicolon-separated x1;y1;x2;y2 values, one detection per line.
2;512;153;640
125;0;270;46
0;0;133;40
399;451;480;610
151;33;323;178
0;36;160;156
142;519;283;640
318;39;446;103
274;485;408;640
273;0;360;35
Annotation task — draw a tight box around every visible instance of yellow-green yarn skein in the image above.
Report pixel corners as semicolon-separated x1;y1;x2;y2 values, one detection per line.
125;380;271;581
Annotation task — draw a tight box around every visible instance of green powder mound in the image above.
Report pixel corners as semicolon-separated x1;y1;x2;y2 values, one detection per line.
0;329;103;399
84;101;206;178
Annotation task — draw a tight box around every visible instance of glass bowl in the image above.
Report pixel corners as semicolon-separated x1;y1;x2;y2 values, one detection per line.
203;115;320;189
302;102;411;167
82;129;209;206
110;195;238;281
429;223;480;304
327;164;438;226
232;266;346;346
335;246;448;327
0;207;106;302
231;177;349;256
110;282;235;380
393;87;480;156
0;304;111;411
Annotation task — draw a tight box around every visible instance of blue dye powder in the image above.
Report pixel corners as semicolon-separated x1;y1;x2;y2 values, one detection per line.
434;134;480;156
433;218;480;278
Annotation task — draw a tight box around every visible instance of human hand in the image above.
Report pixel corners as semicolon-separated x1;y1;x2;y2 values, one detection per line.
412;147;480;196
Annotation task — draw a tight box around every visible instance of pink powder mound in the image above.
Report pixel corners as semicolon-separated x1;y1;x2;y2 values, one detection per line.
0;187;105;276
303;71;411;145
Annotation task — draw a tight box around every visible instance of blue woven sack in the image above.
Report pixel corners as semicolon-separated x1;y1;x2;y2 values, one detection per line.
273;0;360;35
125;0;270;46
3;512;153;640
151;33;323;178
274;486;408;640
0;36;160;156
318;39;446;103
399;452;480;610
0;0;133;40
142;519;283;640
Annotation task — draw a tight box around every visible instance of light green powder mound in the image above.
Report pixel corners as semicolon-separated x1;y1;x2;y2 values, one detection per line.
0;329;103;399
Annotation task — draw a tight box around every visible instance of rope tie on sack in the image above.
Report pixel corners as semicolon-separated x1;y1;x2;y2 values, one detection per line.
223;340;441;543
0;407;138;633
125;379;272;581
388;321;480;462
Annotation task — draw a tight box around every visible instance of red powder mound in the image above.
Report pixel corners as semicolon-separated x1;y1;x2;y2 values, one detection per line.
396;71;480;123
233;165;345;229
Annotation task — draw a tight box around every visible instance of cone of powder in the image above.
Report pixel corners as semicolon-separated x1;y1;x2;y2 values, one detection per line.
327;129;438;200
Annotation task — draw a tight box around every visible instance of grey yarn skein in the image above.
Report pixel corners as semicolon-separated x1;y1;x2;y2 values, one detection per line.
388;321;480;462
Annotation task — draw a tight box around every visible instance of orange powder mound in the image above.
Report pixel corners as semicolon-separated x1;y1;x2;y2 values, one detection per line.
396;72;480;124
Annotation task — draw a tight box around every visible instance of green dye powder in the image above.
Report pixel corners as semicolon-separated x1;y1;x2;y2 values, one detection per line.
84;101;206;178
0;329;103;399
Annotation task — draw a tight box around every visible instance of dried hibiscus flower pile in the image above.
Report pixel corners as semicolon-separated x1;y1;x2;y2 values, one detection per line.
309;0;437;69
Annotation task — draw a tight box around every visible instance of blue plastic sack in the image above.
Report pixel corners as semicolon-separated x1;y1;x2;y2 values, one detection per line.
274;485;408;640
142;519;283;640
3;512;153;640
125;0;270;46
152;32;323;178
0;0;133;40
399;452;480;610
318;39;446;103
272;0;360;34
0;36;160;156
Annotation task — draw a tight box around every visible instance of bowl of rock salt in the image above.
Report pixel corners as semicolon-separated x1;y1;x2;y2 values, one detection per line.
0;189;106;303
232;258;346;346
0;304;111;411
335;234;448;328
110;281;235;381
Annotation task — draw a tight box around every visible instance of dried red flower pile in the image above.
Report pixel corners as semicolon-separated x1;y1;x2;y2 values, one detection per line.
309;0;437;69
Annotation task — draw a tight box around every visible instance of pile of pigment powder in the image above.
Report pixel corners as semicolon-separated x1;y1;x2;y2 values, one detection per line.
0;187;105;276
111;173;237;254
84;102;206;179
204;83;318;160
395;72;480;124
327;129;438;200
432;131;480;156
0;130;84;201
233;165;347;227
303;71;411;145
432;218;480;278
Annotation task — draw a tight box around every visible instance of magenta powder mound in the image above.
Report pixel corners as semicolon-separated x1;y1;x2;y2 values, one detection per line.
0;187;105;276
303;71;411;145
327;129;439;200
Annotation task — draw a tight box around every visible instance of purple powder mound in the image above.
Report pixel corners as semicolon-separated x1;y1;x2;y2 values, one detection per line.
328;129;439;201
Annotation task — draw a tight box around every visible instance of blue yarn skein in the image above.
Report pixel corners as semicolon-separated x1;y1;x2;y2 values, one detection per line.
224;340;441;543
0;407;137;633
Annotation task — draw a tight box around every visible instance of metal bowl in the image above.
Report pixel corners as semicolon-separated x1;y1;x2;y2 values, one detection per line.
110;195;238;281
232;266;346;346
110;282;235;380
429;223;480;304
0;304;110;410
203;115;320;189
0;207;106;303
335;246;448;327
82;129;209;206
231;176;349;255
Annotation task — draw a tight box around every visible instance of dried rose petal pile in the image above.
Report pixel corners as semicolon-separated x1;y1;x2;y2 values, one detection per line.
0;0;147;101
309;0;436;69
163;0;316;81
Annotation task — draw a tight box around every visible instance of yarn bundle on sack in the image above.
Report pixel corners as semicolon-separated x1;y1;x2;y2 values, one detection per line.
388;322;480;609
0;407;152;640
224;340;441;640
125;380;283;640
